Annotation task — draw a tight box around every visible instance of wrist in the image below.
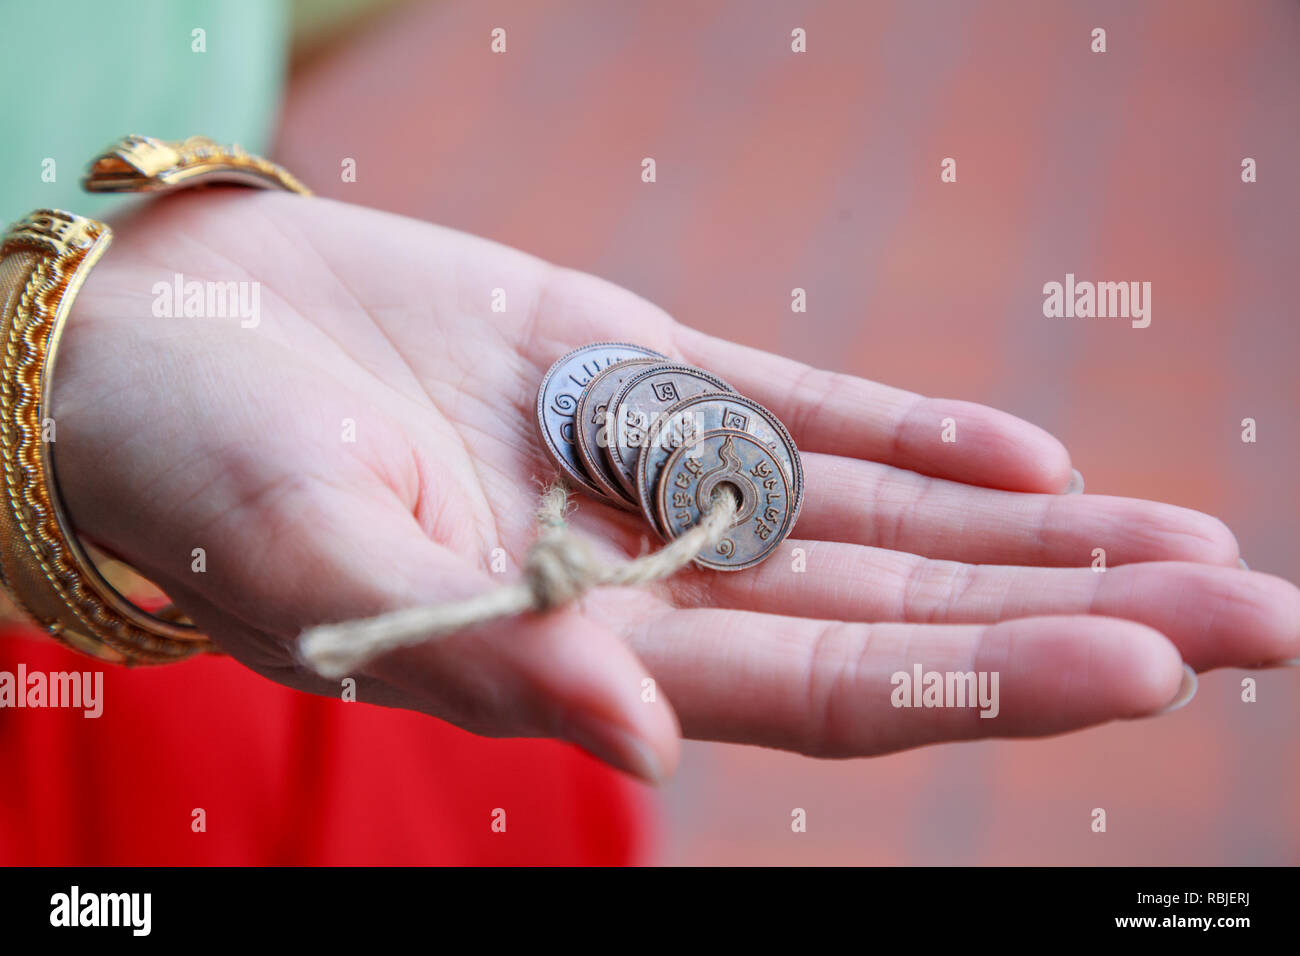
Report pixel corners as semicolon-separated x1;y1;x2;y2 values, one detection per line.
0;210;206;661
52;248;141;556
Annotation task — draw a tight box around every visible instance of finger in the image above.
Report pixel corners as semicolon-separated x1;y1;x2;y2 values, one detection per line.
155;480;681;784
677;548;1300;671
796;452;1240;566
671;324;1073;492
520;268;1072;491
622;608;1185;755
363;602;681;785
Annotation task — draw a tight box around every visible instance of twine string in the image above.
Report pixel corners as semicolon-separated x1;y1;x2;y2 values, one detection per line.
297;481;738;678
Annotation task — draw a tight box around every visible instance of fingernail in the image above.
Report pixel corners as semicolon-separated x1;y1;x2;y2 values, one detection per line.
1250;657;1300;670
1062;469;1085;495
1238;558;1249;570
564;719;664;785
1152;664;1197;716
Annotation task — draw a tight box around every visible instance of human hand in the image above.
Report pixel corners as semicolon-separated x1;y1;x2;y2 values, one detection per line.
53;189;1299;781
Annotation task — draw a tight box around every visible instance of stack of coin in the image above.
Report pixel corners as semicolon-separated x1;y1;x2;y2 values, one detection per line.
535;342;804;570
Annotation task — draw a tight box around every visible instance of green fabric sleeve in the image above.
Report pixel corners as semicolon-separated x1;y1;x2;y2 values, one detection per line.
0;0;289;223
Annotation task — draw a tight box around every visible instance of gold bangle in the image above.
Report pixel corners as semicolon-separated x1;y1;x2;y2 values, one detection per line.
82;133;312;197
0;135;310;665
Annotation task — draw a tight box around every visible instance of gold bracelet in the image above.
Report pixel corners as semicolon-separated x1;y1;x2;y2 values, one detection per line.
82;133;312;196
0;135;310;665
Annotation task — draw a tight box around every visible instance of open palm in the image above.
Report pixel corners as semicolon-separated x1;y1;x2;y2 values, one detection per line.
52;189;1299;782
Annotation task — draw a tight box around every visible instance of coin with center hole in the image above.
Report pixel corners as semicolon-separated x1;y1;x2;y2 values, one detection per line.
655;427;800;571
574;357;663;509
635;393;802;537
604;364;734;499
535;342;666;501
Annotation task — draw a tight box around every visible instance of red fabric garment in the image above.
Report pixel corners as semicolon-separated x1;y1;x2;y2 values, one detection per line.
0;627;651;865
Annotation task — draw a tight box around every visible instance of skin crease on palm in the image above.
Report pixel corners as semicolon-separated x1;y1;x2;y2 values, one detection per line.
48;188;1300;784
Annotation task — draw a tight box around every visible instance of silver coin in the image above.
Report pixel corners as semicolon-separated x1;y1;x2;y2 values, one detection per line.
604;364;734;499
656;428;800;571
534;342;666;500
635;393;802;537
574;357;663;509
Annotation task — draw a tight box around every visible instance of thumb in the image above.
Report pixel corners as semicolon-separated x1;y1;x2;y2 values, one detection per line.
163;480;682;784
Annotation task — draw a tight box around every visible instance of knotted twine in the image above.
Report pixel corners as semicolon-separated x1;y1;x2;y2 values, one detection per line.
297;481;738;678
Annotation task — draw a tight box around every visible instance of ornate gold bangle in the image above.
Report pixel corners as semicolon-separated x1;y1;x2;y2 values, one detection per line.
0;135;310;665
82;133;311;197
